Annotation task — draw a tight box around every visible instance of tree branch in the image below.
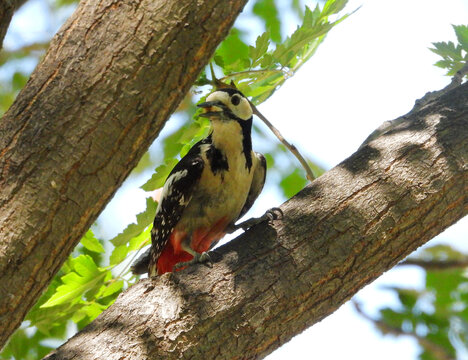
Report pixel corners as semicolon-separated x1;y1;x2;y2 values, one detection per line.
0;0;28;49
353;302;454;360
44;82;468;359
0;0;248;348
399;258;468;270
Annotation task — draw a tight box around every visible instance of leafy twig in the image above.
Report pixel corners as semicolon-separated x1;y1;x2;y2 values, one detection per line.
353;301;455;360
0;41;49;66
399;258;468;270
219;68;283;82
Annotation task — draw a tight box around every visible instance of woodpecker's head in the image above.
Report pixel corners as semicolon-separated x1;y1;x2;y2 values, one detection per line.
198;89;252;122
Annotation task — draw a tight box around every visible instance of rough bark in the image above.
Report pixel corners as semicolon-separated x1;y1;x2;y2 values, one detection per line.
0;0;248;348
44;83;467;360
0;0;27;49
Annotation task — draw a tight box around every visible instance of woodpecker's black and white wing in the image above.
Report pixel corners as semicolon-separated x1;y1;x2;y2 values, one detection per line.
237;152;267;220
131;142;205;275
150;146;205;256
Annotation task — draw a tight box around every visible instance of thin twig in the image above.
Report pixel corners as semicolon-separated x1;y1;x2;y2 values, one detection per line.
219;68;283;82
249;101;315;181
207;64;316;182
399;258;468;271
0;41;49;65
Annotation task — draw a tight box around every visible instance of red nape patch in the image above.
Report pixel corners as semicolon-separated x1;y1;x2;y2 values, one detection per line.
157;241;193;275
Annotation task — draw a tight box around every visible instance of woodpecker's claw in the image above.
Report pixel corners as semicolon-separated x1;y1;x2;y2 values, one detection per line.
198;251;213;267
265;207;283;221
228;207;283;233
173;251;221;271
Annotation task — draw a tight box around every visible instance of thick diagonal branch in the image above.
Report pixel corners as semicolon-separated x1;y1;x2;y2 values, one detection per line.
0;0;28;49
45;83;468;360
0;0;248;348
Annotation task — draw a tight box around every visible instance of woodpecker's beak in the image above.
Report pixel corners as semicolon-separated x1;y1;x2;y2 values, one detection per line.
197;101;225;118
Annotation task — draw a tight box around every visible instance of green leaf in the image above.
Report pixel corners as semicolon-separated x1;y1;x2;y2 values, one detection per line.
12;72;28;91
110;197;157;247
141;158;178;191
109;244;130;266
41;255;107;308
129;226;152;251
253;0;281;43
54;0;79;6
71;308;87;323
213;54;225;68
101;280;124;298
249;32;271;68
426;269;465;310
263;152;275;168
379;308;407;330
215;28;250;72
453;24;468;51
260;53;274;67
322;0;348;17
0;328;56;360
80;230;105;253
279;168;307;198
82;302;106;321
430;41;463;61
430;25;468;77
396;288;420;309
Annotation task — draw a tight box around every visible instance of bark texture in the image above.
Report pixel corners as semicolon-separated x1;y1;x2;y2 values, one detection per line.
44;83;468;360
0;0;248;347
0;0;27;49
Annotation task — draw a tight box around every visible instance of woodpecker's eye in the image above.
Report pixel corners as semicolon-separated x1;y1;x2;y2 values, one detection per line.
231;95;241;106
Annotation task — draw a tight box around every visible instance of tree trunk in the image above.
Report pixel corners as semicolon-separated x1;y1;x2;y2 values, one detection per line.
0;0;27;49
0;0;248;348
44;83;468;360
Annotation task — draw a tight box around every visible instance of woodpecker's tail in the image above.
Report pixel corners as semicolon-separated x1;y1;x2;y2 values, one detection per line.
130;247;151;275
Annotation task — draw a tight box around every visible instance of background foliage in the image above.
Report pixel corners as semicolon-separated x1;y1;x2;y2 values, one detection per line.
0;0;467;359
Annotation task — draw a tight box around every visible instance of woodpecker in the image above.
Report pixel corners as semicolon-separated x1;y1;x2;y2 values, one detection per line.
132;88;269;277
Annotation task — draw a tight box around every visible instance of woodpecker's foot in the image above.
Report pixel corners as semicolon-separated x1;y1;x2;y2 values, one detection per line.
173;251;221;271
228;207;283;233
198;251;214;268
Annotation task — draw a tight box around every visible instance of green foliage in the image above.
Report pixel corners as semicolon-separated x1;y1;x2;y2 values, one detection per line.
0;328;57;360
80;230;105;253
280;168;308;198
376;245;468;360
215;0;350;104
53;0;79;6
430;24;468;77
0;71;30;115
215;28;251;72
41;255;108;308
253;0;282;43
109;197;157;264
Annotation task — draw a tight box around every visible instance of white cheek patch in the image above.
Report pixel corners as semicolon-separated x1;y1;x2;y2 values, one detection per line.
205;90;252;120
236;98;252;120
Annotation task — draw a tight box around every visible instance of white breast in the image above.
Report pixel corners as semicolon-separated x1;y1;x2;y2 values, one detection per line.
177;147;254;233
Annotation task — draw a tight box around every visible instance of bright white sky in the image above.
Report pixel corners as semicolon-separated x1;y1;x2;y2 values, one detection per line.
5;0;468;359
